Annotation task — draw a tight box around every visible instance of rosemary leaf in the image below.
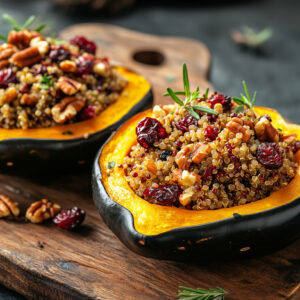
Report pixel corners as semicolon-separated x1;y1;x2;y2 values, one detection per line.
163;91;186;97
192;105;218;115
204;88;209;99
167;88;184;106
251;90;257;106
232;97;245;106
3;14;20;31
242;80;251;103
35;24;46;32
107;161;115;169
236;105;244;114
0;34;8;42
183;63;190;98
185;107;200;120
21;15;35;30
178;286;227;300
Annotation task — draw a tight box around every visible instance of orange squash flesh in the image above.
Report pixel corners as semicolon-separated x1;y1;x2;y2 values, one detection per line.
0;67;150;141
100;107;300;236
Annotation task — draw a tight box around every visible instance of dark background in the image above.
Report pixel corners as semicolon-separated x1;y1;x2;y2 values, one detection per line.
0;0;299;298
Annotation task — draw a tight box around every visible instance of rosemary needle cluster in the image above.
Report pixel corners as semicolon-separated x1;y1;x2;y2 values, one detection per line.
232;81;257;113
164;63;218;120
0;14;45;41
178;286;227;300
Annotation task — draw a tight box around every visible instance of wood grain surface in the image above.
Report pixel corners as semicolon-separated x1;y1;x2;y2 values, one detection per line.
0;24;299;300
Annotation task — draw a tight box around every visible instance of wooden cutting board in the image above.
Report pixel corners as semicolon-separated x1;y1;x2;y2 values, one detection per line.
0;24;299;300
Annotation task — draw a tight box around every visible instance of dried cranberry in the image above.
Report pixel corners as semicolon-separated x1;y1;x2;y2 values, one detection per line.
143;184;182;206
226;142;234;154
204;125;218;141
53;207;85;230
208;94;232;112
208;114;218;123
136;117;168;148
49;46;70;62
292;141;300;153
256;142;283;169
79;105;96;120
176;141;182;148
160;149;173;161
0;68;17;88
76;56;94;77
70;35;97;54
175;115;198;133
202;164;216;180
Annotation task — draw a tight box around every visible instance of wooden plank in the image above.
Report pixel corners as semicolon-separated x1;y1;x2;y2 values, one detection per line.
0;24;298;299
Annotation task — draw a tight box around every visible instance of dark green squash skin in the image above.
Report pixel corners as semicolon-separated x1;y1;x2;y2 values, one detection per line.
0;89;153;170
92;134;300;261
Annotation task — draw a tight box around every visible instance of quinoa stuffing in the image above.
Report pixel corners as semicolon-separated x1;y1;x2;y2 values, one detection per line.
124;65;300;210
0;15;127;129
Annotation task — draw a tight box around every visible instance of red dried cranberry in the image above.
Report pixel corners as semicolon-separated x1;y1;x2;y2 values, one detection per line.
208;114;218;123
160;150;173;161
204;125;218;141
292;141;300;153
176;141;182;148
79;105;96;120
208;94;232;112
256;142;283;169
175;115;198;133
70;35;97;54
136;117;168;148
0;68;17;88
226;142;233;154
76;56;94;77
202;164;216;180
53;207;85;230
49;46;70;62
132;172;138;177
143;184;182;206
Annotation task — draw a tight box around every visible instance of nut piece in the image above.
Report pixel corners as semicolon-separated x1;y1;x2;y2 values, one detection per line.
10;46;42;68
59;60;76;73
20;93;38;106
172;168;201;187
179;188;194;206
0;195;20;218
30;36;49;56
0;43;16;69
255;115;279;142
52;96;85;124
145;159;157;174
93;61;111;77
57;76;81;95
26;199;61;224
191;143;211;164
226;117;252;142
8;30;40;49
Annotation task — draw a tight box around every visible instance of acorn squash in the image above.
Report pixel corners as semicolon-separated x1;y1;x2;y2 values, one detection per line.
0;67;152;167
92;107;300;260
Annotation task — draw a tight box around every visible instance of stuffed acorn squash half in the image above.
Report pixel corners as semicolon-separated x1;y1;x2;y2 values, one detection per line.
92;65;300;260
0;15;152;167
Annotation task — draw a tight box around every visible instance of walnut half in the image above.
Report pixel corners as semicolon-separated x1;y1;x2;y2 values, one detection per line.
0;194;20;219
26;199;61;224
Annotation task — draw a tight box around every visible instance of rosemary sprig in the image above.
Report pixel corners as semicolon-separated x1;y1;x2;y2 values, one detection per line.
164;64;218;120
232;81;257;113
0;14;46;42
40;75;54;90
178;286;227;300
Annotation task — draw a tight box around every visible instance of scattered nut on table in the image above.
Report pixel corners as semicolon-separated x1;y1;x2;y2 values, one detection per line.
26;198;61;224
0;194;20;219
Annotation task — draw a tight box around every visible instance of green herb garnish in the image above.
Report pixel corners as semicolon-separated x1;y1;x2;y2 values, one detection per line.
107;161;115;169
0;14;46;42
277;128;282;132
62;130;73;135
164;64;218;120
178;286;227;300
232;81;257;113
40;75;54;90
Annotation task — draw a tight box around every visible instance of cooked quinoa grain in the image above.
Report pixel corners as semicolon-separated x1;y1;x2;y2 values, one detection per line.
124;95;299;210
0;30;127;129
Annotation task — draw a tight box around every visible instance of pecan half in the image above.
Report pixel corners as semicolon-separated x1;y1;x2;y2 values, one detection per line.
57;76;82;95
8;30;40;49
0;194;20;219
0;43;16;69
51;96;85;124
59;60;76;73
190;143;211;164
26;199;61;224
226;117;252;142
254;115;279;142
10;46;42;68
20;93;38;106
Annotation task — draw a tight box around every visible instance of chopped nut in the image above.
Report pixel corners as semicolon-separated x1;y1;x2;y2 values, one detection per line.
57;76;81;95
0;195;20;219
8;30;40;49
0;43;16;69
93;61;111;77
10;46;42;68
30;36;49;55
179;188;194;206
175;144;193;170
51;96;85;124
20;93;38;106
26;198;61;224
5;87;17;103
145;159;157;174
255;115;279;142
172;168;200;187
59;60;76;73
191;143;211;163
226;117;251;142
